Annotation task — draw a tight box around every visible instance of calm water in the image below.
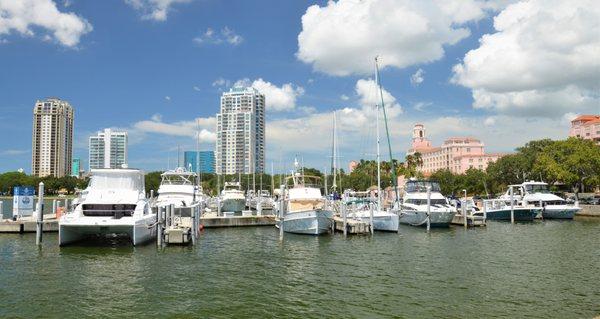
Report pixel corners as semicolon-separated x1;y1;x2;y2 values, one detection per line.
1;220;599;318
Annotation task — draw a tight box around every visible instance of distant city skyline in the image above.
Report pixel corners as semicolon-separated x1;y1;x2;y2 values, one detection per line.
31;98;74;177
1;1;598;173
88;128;128;170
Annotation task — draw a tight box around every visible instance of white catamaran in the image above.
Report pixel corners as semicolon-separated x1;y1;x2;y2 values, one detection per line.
59;168;156;246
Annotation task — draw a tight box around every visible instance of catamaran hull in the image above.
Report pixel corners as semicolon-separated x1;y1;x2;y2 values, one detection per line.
486;208;538;221
399;210;454;227
541;207;579;219
59;216;157;246
280;210;333;235
220;199;246;213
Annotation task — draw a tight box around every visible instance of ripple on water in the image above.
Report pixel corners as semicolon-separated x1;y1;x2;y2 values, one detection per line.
1;220;599;318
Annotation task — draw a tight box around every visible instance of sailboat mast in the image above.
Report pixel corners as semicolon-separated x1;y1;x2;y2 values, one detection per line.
375;56;399;204
375;64;382;211
332;111;337;193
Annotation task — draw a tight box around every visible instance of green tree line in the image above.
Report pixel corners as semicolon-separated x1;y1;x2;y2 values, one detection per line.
1;138;597;198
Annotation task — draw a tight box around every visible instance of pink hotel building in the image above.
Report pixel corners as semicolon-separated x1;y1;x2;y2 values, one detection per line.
407;124;505;176
569;115;600;145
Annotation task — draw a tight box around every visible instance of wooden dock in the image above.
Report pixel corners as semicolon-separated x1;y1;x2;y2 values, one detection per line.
0;215;59;233
451;214;486;227
0;214;277;234
333;216;371;234
200;215;276;228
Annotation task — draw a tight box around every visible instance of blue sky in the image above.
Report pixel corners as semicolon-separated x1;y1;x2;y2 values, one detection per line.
0;0;598;173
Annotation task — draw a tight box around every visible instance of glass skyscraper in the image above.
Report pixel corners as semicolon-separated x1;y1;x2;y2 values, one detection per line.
89;128;128;169
184;151;215;173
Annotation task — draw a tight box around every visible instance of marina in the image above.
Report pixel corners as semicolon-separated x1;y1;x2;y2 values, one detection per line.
0;1;598;317
1;219;599;318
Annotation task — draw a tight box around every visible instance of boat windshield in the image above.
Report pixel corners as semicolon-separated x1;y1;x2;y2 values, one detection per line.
161;174;195;185
404;198;447;205
405;181;441;193
525;184;550;194
89;173;143;191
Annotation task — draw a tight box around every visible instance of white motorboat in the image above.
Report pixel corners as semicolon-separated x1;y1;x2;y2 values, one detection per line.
247;190;275;211
219;182;246;213
398;180;456;227
155;167;204;208
155;167;204;245
277;161;333;235
501;181;580;219
344;191;399;231
59;168;156;246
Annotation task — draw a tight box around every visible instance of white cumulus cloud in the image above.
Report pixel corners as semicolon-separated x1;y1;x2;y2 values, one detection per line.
132;115;216;143
0;0;92;47
452;0;600;118
410;68;425;85
125;0;191;21
297;0;508;76
234;78;305;112
355;78;402;117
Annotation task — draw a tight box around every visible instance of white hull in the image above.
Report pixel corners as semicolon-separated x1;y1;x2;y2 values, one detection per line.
542;206;580;219
350;211;399;232
399;209;455;227
280;210;333;235
59;215;157;246
220;198;246;213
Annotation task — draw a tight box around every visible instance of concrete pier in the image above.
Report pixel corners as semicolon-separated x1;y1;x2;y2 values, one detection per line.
0;215;59;233
576;205;600;217
333;216;371;234
200;215;276;228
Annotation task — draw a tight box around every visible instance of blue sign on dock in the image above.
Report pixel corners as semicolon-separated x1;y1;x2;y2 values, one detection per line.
14;186;35;196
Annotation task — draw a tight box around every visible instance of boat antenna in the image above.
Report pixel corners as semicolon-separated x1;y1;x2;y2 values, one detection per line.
375;56;399;204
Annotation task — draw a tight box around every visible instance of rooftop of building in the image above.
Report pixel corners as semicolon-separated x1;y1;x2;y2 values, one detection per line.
571;114;600;123
443;137;481;143
225;86;261;95
453;152;508;159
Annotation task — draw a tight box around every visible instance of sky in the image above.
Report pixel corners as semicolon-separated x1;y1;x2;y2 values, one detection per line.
0;0;598;174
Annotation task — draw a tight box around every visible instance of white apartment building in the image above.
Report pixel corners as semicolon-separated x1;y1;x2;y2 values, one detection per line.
31;98;74;177
215;87;265;174
89;128;128;169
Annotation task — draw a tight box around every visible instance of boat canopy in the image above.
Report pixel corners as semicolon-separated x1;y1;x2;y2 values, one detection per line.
405;180;441;193
161;167;197;185
89;169;145;192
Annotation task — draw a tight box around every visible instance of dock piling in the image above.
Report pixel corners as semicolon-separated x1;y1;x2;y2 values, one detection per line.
157;206;164;247
369;202;374;235
483;202;487;222
36;182;44;246
463;190;467;228
279;185;285;240
0;201;3;220
426;186;431;233
510;187;515;224
342;200;347;237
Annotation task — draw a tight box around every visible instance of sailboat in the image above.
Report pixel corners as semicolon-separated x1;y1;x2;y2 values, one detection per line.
342;65;399;231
